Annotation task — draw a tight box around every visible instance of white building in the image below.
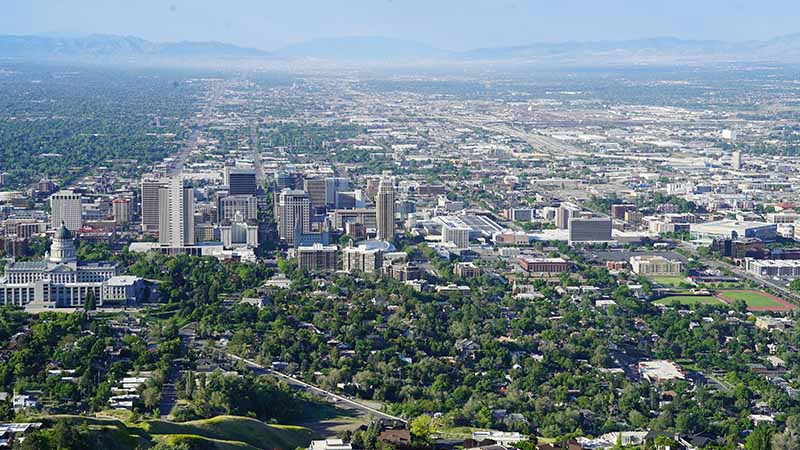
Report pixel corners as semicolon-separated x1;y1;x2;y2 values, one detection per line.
639;360;684;384
690;220;777;242
442;224;470;249
471;431;525;446
140;177;167;233
0;224;144;307
309;439;352;450
50;190;82;232
220;212;259;249
746;259;800;279
159;176;195;246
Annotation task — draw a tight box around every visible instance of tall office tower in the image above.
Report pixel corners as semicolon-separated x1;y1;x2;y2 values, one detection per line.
50;190;82;231
226;168;258;195
159;176;195;246
277;189;311;246
732;150;742;170
141;177;167;233
555;203;580;229
325;177;351;207
112;198;131;226
375;177;396;242
274;171;302;192
304;177;328;211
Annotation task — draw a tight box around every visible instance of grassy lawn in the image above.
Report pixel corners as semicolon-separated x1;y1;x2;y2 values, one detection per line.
654;295;722;306
717;290;784;308
649;276;691;287
40;415;313;450
146;416;314;450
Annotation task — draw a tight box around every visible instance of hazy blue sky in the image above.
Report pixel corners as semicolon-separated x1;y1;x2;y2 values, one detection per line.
4;0;800;51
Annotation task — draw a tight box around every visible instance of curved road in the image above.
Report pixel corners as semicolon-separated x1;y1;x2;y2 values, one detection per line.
225;352;406;424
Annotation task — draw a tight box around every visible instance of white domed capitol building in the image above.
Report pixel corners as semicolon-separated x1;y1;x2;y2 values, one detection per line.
0;222;144;308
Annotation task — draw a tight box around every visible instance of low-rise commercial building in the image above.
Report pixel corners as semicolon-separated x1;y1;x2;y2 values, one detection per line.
518;257;569;275
690;220;777;242
638;360;685;384
746;259;800;279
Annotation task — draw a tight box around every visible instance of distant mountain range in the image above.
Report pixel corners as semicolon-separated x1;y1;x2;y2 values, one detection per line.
4;33;800;65
0;34;270;59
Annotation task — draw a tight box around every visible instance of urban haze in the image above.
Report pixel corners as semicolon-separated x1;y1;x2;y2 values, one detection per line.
0;2;799;450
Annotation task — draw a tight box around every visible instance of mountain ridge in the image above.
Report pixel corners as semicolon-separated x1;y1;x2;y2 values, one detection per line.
4;33;800;64
0;33;270;59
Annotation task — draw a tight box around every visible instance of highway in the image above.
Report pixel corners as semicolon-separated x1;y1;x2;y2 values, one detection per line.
225;352;407;424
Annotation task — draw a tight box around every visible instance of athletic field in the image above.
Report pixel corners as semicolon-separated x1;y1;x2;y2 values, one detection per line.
716;290;797;312
654;295;722;306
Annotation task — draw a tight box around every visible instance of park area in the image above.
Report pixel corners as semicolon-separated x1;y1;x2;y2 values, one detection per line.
654;295;722;306
654;289;797;311
716;290;798;312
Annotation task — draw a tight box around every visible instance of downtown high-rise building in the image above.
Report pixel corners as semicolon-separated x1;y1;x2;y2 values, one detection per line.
112;198;131;226
159;176;195;246
141;177;168;233
226;167;258;196
50;190;82;232
325;177;351;207
375;177;396;242
555;203;581;230
277;189;311;246
304;177;328;211
274;170;302;192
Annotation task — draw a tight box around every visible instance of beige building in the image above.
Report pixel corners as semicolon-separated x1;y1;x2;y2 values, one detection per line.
375;176;396;241
629;255;684;276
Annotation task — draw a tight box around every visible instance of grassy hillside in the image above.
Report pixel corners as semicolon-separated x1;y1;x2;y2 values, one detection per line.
37;414;313;450
146;416;314;449
159;434;259;450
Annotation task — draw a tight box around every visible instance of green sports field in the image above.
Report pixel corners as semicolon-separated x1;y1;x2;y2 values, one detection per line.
716;290;789;309
654;295;722;306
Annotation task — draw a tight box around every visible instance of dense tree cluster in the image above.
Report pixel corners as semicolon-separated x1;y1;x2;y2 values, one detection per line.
0;63;203;188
